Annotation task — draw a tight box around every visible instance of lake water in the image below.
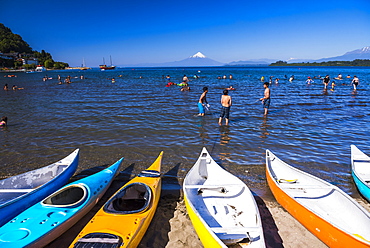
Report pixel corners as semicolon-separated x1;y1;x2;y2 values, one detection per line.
1;66;369;200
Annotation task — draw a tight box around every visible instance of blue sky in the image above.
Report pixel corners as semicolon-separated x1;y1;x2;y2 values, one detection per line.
1;0;370;66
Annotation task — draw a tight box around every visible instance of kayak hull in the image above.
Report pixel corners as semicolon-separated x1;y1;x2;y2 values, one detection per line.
266;149;370;248
69;152;163;248
351;145;370;202
0;157;122;248
0;149;79;227
184;147;265;248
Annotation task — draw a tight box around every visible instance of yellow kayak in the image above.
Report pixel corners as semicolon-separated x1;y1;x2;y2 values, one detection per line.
69;151;163;248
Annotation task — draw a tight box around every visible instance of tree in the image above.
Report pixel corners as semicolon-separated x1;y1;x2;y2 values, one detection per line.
0;23;32;53
44;59;54;69
53;62;69;69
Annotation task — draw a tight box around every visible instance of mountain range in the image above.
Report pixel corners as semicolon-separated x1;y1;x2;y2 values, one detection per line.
122;46;370;67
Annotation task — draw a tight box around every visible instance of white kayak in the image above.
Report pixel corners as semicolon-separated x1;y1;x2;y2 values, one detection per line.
183;147;265;248
351;145;370;202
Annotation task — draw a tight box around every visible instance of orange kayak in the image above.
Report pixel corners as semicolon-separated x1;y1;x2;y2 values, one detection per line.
266;149;370;248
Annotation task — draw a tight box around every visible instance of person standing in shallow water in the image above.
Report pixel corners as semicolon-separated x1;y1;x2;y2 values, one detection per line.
260;82;271;115
198;87;208;116
352;75;359;90
323;75;330;90
219;89;232;125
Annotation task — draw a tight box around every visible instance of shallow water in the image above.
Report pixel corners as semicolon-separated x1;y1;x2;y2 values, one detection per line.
1;67;369;200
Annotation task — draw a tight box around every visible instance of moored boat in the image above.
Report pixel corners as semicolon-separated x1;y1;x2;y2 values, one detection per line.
99;56;116;70
0;157;123;247
35;65;46;72
266;149;370;248
351;145;370;202
0;149;79;227
183;147;265;248
69;151;163;248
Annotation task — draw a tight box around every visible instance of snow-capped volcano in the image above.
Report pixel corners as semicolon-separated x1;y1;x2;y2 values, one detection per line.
133;52;223;67
315;46;370;62
345;46;370;55
190;52;207;58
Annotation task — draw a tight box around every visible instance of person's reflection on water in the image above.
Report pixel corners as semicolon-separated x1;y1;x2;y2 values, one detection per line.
219;125;232;161
197;116;209;144
260;116;271;140
219;125;231;146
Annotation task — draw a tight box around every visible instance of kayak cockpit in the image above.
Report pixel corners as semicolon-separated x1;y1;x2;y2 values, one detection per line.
104;183;152;214
42;184;87;207
74;232;123;248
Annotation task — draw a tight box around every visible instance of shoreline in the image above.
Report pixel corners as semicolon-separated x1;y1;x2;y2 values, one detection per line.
46;177;370;248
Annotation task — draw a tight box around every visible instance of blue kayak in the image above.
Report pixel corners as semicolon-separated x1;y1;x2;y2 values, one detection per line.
0;157;123;247
351;145;370;202
0;149;79;228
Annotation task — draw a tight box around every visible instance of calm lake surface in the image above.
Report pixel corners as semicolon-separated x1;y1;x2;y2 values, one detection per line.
1;66;369;200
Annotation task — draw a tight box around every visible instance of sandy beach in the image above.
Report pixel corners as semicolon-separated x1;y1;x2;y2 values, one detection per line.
46;174;370;248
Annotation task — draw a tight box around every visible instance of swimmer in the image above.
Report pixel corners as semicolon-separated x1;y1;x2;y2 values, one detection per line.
306;77;313;84
0;116;7;126
225;85;236;90
331;81;336;91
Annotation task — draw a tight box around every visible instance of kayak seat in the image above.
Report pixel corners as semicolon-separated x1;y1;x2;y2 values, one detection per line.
105;183;152;214
43;185;87;207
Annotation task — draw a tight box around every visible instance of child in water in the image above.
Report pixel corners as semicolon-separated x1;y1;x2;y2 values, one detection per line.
219;89;232;125
0;116;7;126
331;81;336;91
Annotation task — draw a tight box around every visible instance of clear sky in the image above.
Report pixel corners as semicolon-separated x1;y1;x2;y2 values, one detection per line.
1;0;370;66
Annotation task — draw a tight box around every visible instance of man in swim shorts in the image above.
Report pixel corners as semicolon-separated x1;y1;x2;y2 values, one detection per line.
352;75;359;90
198;87;208;116
219;89;232;125
260;82;271;115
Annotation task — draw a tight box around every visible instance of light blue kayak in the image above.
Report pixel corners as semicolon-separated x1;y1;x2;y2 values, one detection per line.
0;149;79;228
351;145;370;202
0;157;123;248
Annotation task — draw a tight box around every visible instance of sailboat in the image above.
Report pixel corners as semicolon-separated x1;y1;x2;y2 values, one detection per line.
99;56;116;70
65;58;91;70
80;58;91;70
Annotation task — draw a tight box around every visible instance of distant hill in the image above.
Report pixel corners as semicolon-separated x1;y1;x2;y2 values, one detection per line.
0;23;69;69
226;58;276;66
126;52;223;67
0;23;33;53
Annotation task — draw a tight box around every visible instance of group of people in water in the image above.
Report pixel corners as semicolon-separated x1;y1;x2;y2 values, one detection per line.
3;83;23;91
196;81;270;125
261;74;360;91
